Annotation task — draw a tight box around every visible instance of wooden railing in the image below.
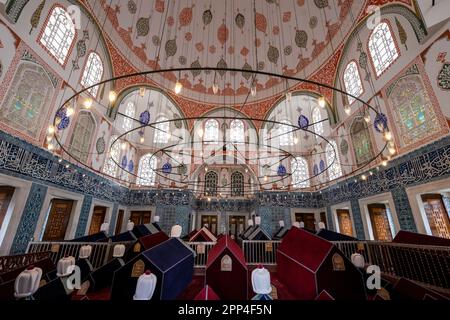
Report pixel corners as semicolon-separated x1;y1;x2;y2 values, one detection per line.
26;241;134;269
242;240;281;265
0;251;50;275
186;242;216;267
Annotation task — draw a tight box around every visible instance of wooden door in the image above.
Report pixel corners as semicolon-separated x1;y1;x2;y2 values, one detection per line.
89;206;107;235
295;213;315;230
42;199;74;241
320;212;327;229
368;204;392;241
0;186;15;229
130;211;152;225
336;209;353;236
115;209;124;235
229;215;245;238
201;215;218;235
422;194;450;239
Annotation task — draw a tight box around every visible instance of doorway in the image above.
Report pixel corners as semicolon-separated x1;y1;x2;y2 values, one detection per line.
295;212;315;230
336;209;353;236
320;212;327;229
42;199;74;241
201;215;218;235
229;215;245;238
115;209;125;235
89;206;107;235
129;211;152;226
367;204;393;241
421;194;450;239
0;186;15;230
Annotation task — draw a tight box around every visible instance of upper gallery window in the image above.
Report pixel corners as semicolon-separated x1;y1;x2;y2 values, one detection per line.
80;52;104;97
326;140;343;180
230;119;245;144
368;22;399;77
312;108;324;136
343;61;364;104
154;116;170;144
137;154;157;186
103;135;120;177
278;120;294;146
291;157;310;188
122;101;136;132
39;6;76;66
204;119;219;144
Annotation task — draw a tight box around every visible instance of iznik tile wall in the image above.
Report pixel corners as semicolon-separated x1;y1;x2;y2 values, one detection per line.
10;183;48;254
350;199;366;239
75;195;93;238
108;203;120;235
391;187;417;232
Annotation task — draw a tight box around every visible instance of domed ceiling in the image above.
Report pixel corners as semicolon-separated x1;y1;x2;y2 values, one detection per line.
87;0;368;104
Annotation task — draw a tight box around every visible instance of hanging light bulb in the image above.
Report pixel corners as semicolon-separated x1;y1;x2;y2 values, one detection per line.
384;131;392;141
65;164;70;169
198;128;204;138
344;105;351;115
389;147;396;155
47;125;55;134
293;137;299;145
212;83;219;95
140;136;145;144
66;106;74;117
207;197;211;202
318;96;326;108
47;144;54;151
46;136;52;143
264;175;268;182
121;142;127;150
382;159;388;167
174;81;183;95
139;87;146;97
364;114;371;123
361;174;367;181
58;158;62;163
108;90;117;103
83;98;93;109
205;166;208;172
250;84;257;97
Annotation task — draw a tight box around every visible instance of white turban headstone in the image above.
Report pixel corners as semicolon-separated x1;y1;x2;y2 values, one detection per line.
255;216;261;225
293;222;300;228
14;266;43;299
279;220;285;228
251;265;272;295
113;244;126;258
351;253;365;269
247;219;254;227
318;222;326;230
100;222;110;233
170;225;182;238
133;270;157;300
299;221;305;228
153;216;160;223
57;256;75;277
126;220;135;231
79;245;92;259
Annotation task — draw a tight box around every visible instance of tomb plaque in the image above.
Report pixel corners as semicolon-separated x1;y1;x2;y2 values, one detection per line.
131;259;145;277
265;242;273;252
51;244;60;253
133;243;141;252
220;255;232;272
197;244;205;254
76;281;90;296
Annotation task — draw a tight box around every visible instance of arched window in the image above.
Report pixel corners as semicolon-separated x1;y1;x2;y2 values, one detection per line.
230;120;245;144
68;112;95;163
80;52;104;97
205;171;218;196
0;61;54;139
103;135;120;177
312;108;324;136
204;119;219;144
122;101;136;132
343;61;364;104
291;157;310;188
136;154;157;186
278;120;294;146
154;116;170;144
351;118;374;166
368;22;399;77
325;140;343;180
39;6;76;65
231;171;244;197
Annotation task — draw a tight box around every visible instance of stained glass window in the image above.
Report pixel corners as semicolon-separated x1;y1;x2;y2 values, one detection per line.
278;120;294;146
68;112;95;164
312;108;323;136
205;171;218;196
343;61;364;104
291;157;310;188
103;135;120;177
39;6;76;65
204;119;219;144
368;22;399;76
351;118;374;165
154;116;170;144
231;171;244;196
136;154;157;186
0;62;54;139
230;119;245;144
388;73;439;146
80;52;103;97
122;101;135;132
326;140;343;180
